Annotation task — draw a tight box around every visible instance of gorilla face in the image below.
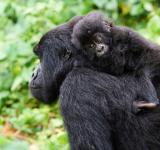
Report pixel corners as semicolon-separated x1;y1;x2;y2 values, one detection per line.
83;32;111;59
29;31;66;103
29;16;83;103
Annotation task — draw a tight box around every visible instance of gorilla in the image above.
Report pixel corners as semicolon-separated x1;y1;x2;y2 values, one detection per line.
71;12;160;110
29;15;160;150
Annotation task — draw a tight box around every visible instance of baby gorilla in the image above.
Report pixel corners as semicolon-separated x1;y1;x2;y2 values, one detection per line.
72;12;159;112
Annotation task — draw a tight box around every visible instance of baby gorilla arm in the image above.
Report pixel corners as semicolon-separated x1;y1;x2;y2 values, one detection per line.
110;26;160;110
133;75;159;112
111;26;160;66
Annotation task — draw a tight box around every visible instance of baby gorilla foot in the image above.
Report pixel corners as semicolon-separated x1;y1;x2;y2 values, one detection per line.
133;101;159;114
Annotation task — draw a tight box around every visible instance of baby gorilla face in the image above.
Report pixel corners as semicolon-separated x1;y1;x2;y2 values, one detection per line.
84;32;111;59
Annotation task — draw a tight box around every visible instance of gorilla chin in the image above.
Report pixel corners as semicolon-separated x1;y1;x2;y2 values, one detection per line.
29;66;59;103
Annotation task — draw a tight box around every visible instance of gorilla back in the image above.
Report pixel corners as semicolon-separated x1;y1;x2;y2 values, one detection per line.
60;67;160;150
29;16;160;150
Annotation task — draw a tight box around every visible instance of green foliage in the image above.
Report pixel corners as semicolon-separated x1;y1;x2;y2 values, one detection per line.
0;0;160;149
2;140;29;150
0;135;29;150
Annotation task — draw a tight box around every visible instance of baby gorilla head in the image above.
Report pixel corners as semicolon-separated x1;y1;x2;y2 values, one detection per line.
72;12;112;60
72;12;159;113
72;12;131;74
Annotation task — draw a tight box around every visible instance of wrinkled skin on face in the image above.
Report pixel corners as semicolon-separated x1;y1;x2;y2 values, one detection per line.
83;32;111;58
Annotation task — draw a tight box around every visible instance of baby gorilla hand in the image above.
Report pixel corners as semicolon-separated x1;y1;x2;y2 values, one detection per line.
133;101;159;114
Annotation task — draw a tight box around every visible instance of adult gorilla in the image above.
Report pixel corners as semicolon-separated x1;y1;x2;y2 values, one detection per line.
29;16;160;150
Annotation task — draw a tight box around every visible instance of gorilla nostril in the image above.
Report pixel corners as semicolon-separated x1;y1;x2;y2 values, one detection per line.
32;73;35;78
32;70;38;80
101;45;104;50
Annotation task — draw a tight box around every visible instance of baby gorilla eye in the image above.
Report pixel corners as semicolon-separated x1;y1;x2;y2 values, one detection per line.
89;43;95;48
96;36;102;42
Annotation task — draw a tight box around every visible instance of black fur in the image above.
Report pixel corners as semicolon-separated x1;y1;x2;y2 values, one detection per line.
29;15;160;149
72;12;160;106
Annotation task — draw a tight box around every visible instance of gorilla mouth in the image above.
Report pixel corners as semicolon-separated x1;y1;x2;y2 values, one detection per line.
29;80;42;89
97;50;107;57
96;44;109;57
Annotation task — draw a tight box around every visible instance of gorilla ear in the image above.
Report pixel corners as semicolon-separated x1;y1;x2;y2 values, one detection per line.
64;49;72;60
103;20;114;32
71;37;81;50
68;16;84;28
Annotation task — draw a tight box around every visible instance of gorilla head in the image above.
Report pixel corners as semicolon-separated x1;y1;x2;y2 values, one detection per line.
29;16;83;103
72;12;113;59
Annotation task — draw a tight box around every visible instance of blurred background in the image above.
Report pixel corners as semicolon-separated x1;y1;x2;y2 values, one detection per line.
0;0;160;150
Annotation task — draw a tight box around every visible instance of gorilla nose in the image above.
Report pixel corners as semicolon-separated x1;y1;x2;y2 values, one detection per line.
32;71;38;80
100;45;104;50
97;44;105;52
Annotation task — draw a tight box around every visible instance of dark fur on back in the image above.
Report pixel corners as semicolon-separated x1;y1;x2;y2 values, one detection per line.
60;67;160;150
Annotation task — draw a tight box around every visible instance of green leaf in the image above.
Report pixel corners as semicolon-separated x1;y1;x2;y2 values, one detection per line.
147;15;160;34
11;76;23;91
3;140;29;150
50;118;63;129
0;136;10;148
0;91;9;99
92;0;107;8
52;132;69;150
130;3;144;16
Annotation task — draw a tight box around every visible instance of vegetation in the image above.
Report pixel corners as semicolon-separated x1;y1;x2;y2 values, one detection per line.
0;0;160;149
